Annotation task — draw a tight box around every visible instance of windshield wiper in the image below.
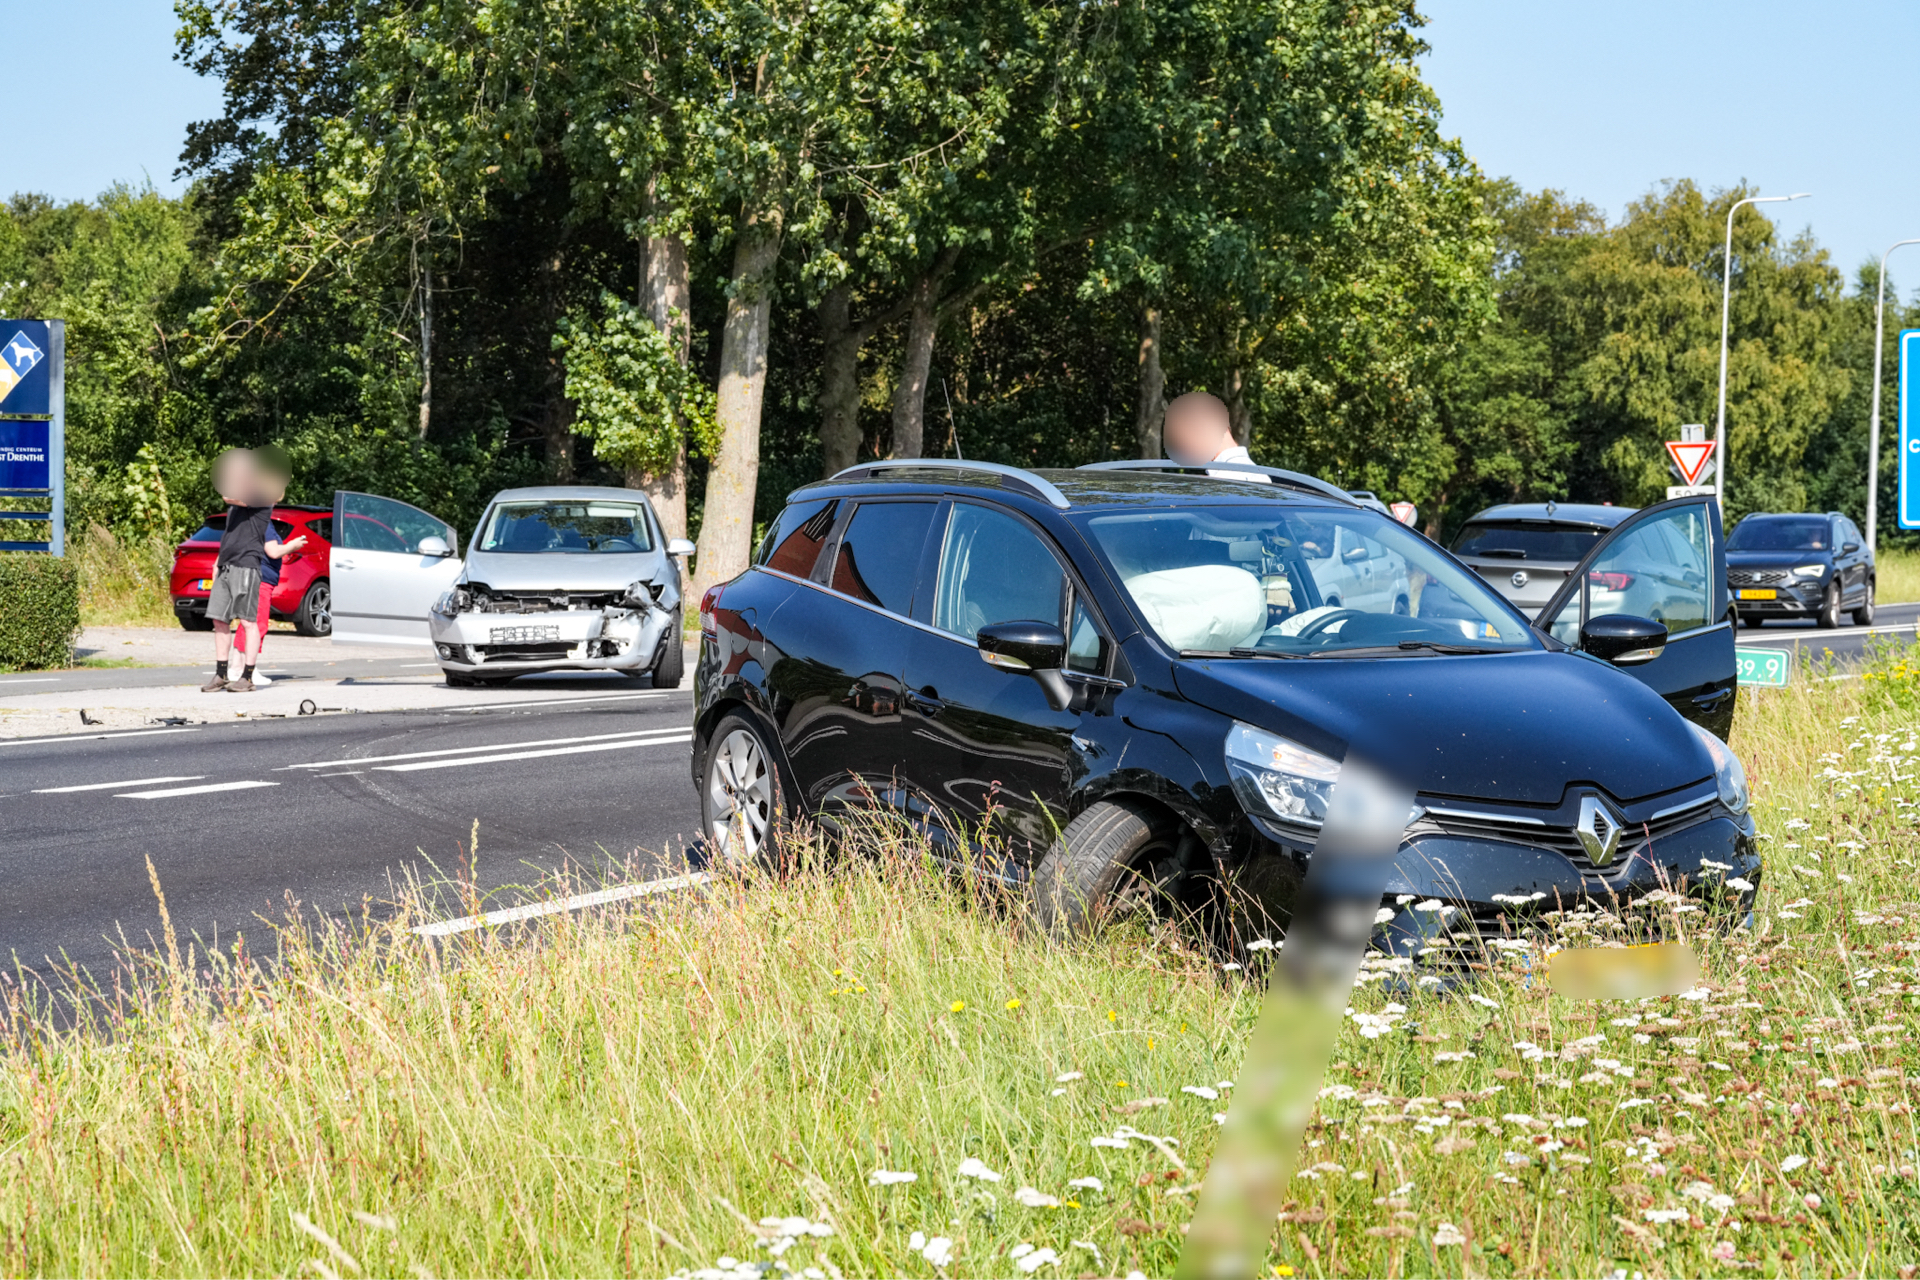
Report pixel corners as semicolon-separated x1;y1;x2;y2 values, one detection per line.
1306;641;1512;658
1178;648;1304;660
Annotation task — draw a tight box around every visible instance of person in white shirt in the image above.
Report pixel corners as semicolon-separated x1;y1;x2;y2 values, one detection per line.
1163;391;1265;478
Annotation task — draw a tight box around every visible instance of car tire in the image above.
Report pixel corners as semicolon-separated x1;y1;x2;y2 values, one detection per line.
652;614;685;689
1853;582;1876;627
1030;799;1191;938
294;579;332;637
445;670;506;688
177;612;213;632
1818;582;1842;629
701;712;788;867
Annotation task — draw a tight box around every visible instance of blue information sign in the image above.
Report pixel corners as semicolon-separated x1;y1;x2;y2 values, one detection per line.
1902;329;1920;529
0;319;53;417
0;419;49;489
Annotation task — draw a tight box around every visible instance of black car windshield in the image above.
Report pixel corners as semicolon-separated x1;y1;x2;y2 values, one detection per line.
1083;506;1536;658
478;502;654;554
1728;518;1829;552
1452;521;1604;562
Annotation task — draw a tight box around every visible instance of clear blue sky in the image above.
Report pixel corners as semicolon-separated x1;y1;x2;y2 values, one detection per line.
6;1;1916;292
1422;0;1920;291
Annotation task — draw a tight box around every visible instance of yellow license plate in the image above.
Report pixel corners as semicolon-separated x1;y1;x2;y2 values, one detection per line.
1737;588;1776;600
197;578;212;591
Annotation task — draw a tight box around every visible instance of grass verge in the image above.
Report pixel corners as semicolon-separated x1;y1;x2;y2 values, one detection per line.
74;522;177;629
7;649;1920;1276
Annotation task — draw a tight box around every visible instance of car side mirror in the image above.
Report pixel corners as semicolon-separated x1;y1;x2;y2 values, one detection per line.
668;538;696;557
418;536;452;558
1342;545;1369;564
1843;541;1861;555
977;620;1073;711
1581;614;1667;666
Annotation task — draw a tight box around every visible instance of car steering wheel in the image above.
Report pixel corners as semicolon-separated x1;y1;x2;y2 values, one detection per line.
1294;608;1370;640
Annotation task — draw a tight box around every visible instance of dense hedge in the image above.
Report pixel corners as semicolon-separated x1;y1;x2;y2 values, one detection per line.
0;553;81;670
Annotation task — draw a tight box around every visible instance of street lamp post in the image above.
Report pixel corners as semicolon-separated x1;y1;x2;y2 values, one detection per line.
1715;192;1810;502
1866;239;1920;556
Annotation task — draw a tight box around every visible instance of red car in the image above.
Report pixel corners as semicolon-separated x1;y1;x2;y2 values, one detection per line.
169;504;335;636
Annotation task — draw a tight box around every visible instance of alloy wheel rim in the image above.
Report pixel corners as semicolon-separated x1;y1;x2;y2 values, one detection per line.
706;729;771;861
313;583;332;629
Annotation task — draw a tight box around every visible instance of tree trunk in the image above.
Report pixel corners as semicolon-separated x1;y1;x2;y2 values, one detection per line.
417;261;433;439
818;285;863;477
629;225;692;541
692;207;783;602
544;396;576;481
889;275;939;459
1134;303;1165;459
1224;361;1252;447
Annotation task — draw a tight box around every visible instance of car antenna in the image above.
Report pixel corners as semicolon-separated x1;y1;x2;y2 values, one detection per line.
1546;498;1557;516
943;377;964;460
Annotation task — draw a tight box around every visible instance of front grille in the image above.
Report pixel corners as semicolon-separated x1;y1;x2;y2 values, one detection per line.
1729;569;1789;586
477;642;572;658
472;591;623;614
1415;796;1717;876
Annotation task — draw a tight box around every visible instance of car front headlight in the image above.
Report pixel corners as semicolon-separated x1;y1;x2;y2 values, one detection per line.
1688;720;1748;816
431;588;470;616
1792;564;1825;578
1225;721;1342;827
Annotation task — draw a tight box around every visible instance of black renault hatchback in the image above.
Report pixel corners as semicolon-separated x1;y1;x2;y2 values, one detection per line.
691;461;1756;962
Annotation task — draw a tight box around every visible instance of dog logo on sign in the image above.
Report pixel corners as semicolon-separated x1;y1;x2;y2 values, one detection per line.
0;330;43;407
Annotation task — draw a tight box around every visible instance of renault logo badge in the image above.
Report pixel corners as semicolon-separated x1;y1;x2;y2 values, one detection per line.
1511;570;1529;588
1576;795;1623;866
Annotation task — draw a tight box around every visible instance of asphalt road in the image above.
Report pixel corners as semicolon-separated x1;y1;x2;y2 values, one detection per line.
0;651;444;694
1731;599;1920;664
0;690;702;982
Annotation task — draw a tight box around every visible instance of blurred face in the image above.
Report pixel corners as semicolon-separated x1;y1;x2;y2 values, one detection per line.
1164;399;1232;466
212;449;256;503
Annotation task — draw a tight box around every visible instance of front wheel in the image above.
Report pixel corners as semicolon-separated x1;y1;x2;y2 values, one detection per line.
1853;582;1876;627
1818;582;1842;629
651;614;685;688
1030;799;1190;938
701;713;787;866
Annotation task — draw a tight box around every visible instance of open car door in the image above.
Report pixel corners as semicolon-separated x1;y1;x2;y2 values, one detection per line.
1534;495;1735;739
329;491;464;646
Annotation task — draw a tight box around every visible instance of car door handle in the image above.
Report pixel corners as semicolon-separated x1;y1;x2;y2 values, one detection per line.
906;688;945;716
334;557;355;569
1692;687;1733;709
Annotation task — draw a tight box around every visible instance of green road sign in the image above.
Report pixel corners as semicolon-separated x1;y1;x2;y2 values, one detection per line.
1736;646;1790;688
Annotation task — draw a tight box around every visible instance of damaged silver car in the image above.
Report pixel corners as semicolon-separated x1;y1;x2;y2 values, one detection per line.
328;486;691;687
431;487;692;687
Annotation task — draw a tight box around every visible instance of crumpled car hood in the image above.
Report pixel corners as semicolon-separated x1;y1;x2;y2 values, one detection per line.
460;548;665;592
1172;649;1712;805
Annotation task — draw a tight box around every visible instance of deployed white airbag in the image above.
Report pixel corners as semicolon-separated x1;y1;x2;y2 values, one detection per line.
1124;565;1267;652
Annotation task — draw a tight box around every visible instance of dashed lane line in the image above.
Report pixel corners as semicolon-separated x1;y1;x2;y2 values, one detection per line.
374;732;693;773
415;871;712;938
34;775;205;794
0;728;200;748
117;780;281;800
285;726;691;771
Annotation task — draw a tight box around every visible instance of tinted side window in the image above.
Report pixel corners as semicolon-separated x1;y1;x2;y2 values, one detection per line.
306;516;333;543
933;504;1066;639
829;501;937;615
757;499;838;577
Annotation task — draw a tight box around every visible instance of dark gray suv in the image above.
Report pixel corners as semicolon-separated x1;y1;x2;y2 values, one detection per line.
1727;511;1874;628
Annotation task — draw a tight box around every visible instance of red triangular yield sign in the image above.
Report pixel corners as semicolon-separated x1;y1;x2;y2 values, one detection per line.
1666;439;1716;486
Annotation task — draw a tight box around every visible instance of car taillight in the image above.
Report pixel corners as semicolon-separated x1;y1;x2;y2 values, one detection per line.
700;584;724;639
1588;571;1635;592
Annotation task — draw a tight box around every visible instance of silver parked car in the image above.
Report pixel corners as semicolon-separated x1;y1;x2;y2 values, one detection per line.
1450;502;1636;615
329;485;693;687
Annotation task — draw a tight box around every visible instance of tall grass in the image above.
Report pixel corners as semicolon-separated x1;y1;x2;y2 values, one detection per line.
73;522;177;629
9;649;1920;1276
1876;547;1920;607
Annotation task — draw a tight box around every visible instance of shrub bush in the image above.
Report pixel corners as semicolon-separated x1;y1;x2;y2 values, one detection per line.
0;552;81;669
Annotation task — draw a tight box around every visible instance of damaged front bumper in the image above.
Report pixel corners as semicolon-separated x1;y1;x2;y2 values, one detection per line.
1244;785;1762;971
429;588;680;674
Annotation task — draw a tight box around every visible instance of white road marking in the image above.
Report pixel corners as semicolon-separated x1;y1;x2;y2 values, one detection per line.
416;871;712;937
0;677;59;684
117;780;280;799
0;728;200;748
316;770;364;777
1741;622;1919;644
376;732;693;772
402;663;441;667
34;775;204;794
451;689;684;712
286;726;690;771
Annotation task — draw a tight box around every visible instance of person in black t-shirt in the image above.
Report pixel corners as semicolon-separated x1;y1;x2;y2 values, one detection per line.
203;449;306;693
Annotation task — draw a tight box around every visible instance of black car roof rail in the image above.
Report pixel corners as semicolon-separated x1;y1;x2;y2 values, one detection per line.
827;458;1072;510
1077;459;1359;507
